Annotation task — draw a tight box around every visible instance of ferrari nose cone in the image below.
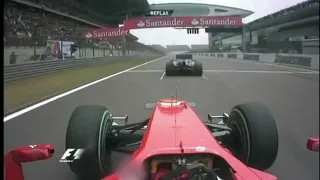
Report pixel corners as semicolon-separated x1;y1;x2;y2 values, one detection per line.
161;99;179;103
159;99;184;107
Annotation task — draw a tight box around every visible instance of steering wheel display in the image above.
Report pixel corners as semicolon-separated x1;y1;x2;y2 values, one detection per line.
159;162;218;180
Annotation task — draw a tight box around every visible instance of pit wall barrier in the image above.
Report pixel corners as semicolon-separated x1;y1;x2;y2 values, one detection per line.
193;53;319;70
4;47;142;66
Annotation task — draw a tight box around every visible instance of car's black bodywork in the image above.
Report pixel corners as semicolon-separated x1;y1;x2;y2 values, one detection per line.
165;54;203;76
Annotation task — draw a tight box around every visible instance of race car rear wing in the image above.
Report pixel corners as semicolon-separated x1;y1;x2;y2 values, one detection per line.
176;54;193;59
145;102;196;109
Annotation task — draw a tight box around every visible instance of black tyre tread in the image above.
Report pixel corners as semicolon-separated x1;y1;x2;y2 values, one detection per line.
165;60;175;76
194;61;203;76
66;105;112;179
229;102;278;170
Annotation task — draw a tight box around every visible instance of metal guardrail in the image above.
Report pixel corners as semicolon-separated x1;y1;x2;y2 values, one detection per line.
193;52;319;70
4;55;151;82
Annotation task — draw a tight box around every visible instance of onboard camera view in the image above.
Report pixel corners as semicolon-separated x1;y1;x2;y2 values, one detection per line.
4;0;319;180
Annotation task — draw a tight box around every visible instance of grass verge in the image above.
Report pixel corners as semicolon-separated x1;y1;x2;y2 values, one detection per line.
4;55;162;114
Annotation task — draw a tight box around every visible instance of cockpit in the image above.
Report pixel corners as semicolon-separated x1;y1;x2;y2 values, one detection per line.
145;153;234;180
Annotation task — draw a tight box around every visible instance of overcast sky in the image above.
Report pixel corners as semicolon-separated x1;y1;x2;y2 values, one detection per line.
130;0;307;47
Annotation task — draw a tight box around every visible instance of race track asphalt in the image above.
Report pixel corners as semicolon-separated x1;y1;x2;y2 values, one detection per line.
4;54;319;180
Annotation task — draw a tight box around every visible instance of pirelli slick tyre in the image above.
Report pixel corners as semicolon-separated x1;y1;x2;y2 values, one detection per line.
165;60;175;76
227;103;279;171
194;61;203;76
66;105;113;180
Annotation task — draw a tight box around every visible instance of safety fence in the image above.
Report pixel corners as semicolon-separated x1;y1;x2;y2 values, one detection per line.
4;55;158;82
4;46;145;66
193;53;319;70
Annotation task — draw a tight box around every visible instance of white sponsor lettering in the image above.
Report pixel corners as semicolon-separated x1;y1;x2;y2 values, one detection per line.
159;101;183;107
29;145;37;148
199;18;237;25
149;10;170;16
195;146;206;152
90;29;129;38
145;18;184;27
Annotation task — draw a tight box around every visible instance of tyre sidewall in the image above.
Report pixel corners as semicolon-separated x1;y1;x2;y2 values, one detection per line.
194;61;203;76
227;103;279;170
66;105;112;179
165;60;175;75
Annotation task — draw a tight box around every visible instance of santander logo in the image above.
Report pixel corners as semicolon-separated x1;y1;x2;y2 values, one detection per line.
191;18;199;25
137;21;145;27
86;28;129;38
85;32;93;38
140;18;185;28
125;17;241;29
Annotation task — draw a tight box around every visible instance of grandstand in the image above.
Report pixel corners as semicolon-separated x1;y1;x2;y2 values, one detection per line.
190;44;209;52
166;45;190;51
209;0;319;53
246;0;319;31
209;0;319;43
4;0;159;56
215;0;319;40
150;45;167;53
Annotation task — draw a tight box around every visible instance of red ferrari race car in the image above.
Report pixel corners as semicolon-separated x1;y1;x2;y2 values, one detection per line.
5;99;280;180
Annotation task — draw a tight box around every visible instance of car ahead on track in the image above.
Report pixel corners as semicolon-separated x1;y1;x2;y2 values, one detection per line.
166;54;203;76
5;99;280;180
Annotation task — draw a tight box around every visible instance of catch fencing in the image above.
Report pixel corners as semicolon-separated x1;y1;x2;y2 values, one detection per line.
4;55;158;82
194;52;319;70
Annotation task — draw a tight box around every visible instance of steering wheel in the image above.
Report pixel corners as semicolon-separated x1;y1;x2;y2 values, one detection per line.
159;162;218;180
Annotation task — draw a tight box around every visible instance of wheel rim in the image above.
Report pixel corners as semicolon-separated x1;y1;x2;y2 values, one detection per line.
228;109;251;164
98;110;111;172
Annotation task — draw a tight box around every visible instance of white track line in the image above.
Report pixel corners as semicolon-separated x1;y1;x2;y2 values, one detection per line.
4;56;165;122
214;57;319;72
160;72;166;80
257;62;318;72
202;75;208;79
203;70;318;74
127;70;163;72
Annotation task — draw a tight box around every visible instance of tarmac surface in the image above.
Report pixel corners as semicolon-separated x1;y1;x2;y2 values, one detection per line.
4;54;319;180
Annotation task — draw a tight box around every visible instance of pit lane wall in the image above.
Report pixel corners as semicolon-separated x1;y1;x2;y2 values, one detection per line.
4;47;141;66
193;53;319;70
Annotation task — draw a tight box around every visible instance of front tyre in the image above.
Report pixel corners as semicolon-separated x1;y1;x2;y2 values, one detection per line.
66;105;113;179
227;103;279;171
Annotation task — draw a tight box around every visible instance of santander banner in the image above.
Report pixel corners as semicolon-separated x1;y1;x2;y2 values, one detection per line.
85;27;129;39
85;16;242;39
124;16;242;29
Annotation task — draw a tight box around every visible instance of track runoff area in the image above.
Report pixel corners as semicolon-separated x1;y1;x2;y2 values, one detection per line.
4;53;319;180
